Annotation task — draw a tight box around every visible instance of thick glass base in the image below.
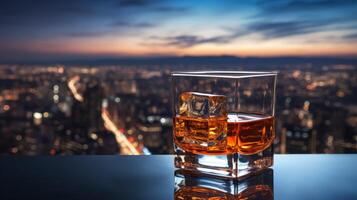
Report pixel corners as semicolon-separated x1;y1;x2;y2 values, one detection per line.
174;168;273;199
174;145;273;179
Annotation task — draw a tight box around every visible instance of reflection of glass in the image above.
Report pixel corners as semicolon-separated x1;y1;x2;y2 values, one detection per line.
174;169;274;200
172;71;277;179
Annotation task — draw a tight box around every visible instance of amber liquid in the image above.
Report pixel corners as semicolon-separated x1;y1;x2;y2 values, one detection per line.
175;185;273;200
174;113;275;155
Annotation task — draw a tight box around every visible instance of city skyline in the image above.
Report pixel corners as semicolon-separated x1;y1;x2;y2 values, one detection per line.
1;0;357;62
1;62;356;155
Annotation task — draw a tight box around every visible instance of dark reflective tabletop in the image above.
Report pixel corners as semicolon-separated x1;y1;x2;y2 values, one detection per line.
1;155;357;199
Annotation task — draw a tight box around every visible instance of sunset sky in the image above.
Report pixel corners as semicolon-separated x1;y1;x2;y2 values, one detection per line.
1;0;357;62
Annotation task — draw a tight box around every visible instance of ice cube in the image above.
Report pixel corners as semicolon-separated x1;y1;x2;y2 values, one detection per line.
179;92;227;117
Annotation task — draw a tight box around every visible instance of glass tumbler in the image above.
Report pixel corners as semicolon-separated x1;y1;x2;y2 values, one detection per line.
172;71;277;179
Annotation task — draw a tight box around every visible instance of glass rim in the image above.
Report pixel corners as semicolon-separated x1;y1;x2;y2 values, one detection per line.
171;71;278;79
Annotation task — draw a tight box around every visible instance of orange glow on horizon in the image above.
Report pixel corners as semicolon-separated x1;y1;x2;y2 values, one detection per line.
18;36;357;58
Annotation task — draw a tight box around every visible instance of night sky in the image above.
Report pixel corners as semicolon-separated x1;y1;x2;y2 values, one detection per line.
1;0;357;62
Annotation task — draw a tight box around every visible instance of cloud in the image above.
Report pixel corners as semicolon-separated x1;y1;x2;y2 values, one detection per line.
148;20;328;48
112;21;155;28
245;21;329;39
154;6;189;13
0;0;95;27
149;19;333;48
258;0;357;15
146;0;357;49
1;0;356;60
116;0;187;13
148;35;232;48
118;0;152;7
249;0;357;36
0;0;188;40
66;31;109;37
241;0;357;40
149;17;355;48
344;33;357;40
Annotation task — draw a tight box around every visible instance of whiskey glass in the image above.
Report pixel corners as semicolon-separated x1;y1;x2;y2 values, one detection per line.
174;169;273;199
172;71;277;179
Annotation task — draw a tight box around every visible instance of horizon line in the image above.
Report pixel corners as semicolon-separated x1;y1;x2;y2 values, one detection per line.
1;54;357;65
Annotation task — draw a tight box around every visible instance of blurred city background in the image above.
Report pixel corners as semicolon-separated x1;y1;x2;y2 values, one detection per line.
0;0;356;155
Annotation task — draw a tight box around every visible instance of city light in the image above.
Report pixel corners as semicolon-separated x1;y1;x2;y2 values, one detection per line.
0;62;356;155
68;76;84;102
101;109;140;155
33;112;42;119
3;104;10;111
33;112;43;125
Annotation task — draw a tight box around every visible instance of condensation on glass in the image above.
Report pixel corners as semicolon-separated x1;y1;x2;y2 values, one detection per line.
172;71;277;179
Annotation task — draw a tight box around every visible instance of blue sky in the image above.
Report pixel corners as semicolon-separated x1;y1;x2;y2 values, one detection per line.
0;0;357;61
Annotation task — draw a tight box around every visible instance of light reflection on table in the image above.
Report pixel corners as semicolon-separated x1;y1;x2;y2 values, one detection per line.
1;155;357;199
